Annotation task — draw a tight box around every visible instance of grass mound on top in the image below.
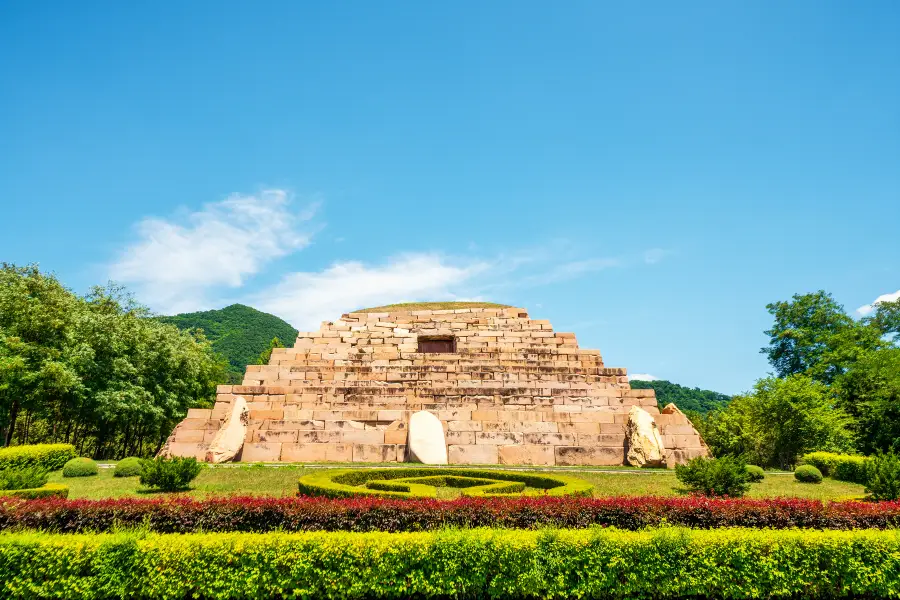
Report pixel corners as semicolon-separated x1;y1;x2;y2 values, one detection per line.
298;468;592;498
353;302;513;313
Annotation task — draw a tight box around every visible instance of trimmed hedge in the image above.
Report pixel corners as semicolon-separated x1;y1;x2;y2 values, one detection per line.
0;483;68;500
1;528;900;598
795;464;823;483
801;452;869;484
5;495;900;533
0;444;76;472
298;468;593;498
62;457;98;478
745;465;765;482
113;457;143;478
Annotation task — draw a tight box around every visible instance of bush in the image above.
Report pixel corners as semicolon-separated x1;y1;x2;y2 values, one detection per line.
674;456;751;497
745;465;765;482
865;452;900;501
62;458;98;478
113;457;143;478
10;495;900;534
1;528;900;598
0;483;68;500
0;466;48;491
0;444;76;471
297;468;593;498
139;457;203;491
800;452;870;483
794;464;823;483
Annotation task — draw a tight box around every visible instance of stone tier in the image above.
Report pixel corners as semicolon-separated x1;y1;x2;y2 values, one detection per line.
162;307;709;466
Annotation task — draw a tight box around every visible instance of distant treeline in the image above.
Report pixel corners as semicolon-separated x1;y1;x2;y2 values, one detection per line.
629;380;731;415
158;305;298;383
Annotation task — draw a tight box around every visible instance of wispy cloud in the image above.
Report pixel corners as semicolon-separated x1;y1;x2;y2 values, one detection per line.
643;248;670;265
252;254;489;329
857;290;900;316
629;373;659;381
110;189;318;313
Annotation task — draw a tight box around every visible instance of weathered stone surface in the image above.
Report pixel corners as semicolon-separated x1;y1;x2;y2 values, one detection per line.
162;305;710;466
202;396;249;464
625;405;666;467
407;411;448;464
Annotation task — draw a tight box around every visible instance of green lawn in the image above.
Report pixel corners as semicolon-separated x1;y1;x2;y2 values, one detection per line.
48;465;867;501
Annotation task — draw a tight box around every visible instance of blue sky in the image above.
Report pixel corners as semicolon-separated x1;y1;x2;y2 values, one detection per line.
2;2;898;394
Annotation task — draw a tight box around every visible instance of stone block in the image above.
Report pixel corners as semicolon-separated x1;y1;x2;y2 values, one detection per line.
250;409;284;420
340;429;385;444
498;445;555;466
446;431;475;445
555;446;624;466
252;430;299;443
165;442;209;460
448;420;483;431
174;429;206;443
522;433;576;446
385;428;408;444
241;442;283;462
186;408;212;420
558;422;601;434
474;432;522;445
448;444;498;465
510;421;558;433
353;444;398;462
576;433;625;447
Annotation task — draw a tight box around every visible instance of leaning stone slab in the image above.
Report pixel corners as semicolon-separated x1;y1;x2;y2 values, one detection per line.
407;410;448;464
625;405;666;467
205;396;249;464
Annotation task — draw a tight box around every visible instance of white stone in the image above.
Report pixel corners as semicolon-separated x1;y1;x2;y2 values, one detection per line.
625;405;666;467
205;396;249;464
407;410;448;465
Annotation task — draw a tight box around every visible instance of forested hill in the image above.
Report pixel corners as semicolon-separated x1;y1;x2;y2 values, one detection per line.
629;380;732;414
158;304;298;383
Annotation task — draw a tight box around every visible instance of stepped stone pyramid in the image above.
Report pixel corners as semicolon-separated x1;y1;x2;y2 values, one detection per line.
164;305;708;466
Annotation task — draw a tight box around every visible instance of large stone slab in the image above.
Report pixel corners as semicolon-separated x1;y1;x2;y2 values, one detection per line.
625;405;666;467
205;396;249;464
407;410;448;464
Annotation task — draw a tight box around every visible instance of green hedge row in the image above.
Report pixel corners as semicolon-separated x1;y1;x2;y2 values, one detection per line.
1;528;899;598
800;452;869;484
297;468;593;498
0;483;68;500
0;444;76;472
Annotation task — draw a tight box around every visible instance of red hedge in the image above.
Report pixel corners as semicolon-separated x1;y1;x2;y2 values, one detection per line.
2;495;899;533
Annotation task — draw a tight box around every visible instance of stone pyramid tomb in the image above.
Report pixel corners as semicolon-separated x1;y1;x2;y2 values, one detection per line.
163;304;709;466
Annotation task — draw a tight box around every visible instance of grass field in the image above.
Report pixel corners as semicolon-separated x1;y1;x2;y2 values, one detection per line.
47;464;867;501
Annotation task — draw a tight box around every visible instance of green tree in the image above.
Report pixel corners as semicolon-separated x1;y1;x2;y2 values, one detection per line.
255;337;284;366
697;376;854;469
761;291;885;384
0;264;227;458
834;348;900;454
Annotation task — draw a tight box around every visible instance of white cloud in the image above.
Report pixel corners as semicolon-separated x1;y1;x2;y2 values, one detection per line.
252;254;490;330
110;190;318;313
629;373;659;381
856;289;900;316
643;248;669;264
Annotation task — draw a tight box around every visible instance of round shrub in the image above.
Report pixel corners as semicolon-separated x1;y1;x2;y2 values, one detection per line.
62;457;99;478
114;457;144;478
794;465;823;484
674;456;751;498
746;465;765;482
139;457;203;491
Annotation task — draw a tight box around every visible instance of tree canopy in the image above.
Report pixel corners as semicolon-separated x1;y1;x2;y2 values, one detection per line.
629;380;731;414
697;290;900;467
0;264;226;458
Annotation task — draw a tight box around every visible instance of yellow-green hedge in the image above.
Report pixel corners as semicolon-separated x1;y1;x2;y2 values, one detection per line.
297;468;593;498
0;444;76;472
800;452;870;484
1;528;899;598
0;483;68;500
